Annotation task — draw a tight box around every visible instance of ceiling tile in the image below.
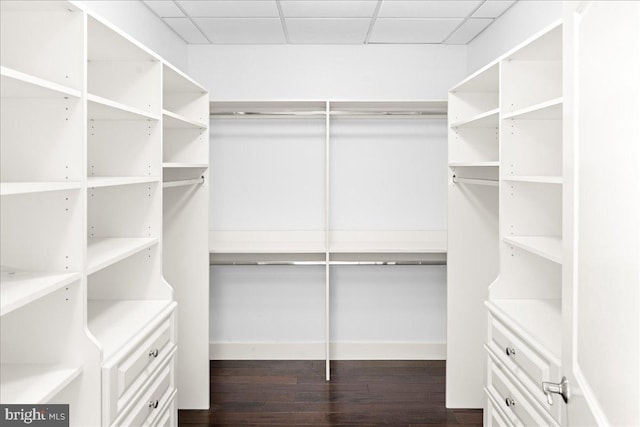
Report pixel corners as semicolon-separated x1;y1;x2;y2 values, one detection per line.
194;18;286;43
286;18;371;44
378;1;482;18
164;17;209;43
144;1;185;18
472;0;516;18
370;18;462;43
445;18;492;44
177;1;279;18
280;1;378;18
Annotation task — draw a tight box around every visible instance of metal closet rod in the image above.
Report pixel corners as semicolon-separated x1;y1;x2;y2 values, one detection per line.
211;260;446;266
452;175;499;187
163;176;205;188
210;111;446;117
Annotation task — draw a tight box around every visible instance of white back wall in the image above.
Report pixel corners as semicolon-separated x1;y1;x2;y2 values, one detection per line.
79;1;188;71
466;0;562;74
198;44;463;359
189;44;466;100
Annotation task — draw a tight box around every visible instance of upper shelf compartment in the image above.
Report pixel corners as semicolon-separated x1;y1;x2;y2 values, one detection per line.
501;24;562;115
449;62;499;124
163;63;208;125
87;15;161;118
0;1;83;91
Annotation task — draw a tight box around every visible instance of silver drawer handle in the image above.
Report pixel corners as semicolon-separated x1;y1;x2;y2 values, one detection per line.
505;397;516;407
505;347;516;356
149;400;159;409
149;349;159;358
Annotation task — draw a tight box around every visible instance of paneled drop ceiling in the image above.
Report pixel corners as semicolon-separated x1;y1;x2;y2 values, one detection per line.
143;0;516;45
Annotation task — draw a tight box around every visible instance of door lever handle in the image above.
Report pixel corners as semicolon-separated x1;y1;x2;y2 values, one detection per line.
542;376;570;405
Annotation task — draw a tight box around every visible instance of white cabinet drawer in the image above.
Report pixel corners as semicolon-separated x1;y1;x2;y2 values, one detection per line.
487;314;562;422
112;348;177;427
487;352;559;427
103;307;176;424
153;389;177;427
485;388;513;427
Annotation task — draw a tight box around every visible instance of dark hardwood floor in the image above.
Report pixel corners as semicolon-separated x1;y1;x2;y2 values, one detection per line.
178;360;483;426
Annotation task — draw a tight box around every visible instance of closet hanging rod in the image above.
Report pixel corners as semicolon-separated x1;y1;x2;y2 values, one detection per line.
211;261;325;266
452;176;499;187
163;176;205;188
210;260;446;266
210;111;446;118
329;260;446;266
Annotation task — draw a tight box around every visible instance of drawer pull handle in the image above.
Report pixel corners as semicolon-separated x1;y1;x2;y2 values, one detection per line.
505;347;516;356
149;400;159;409
505;397;516;407
542;376;570;405
149;349;159;358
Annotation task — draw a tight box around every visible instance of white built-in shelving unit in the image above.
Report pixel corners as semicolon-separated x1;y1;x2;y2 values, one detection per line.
447;22;566;423
0;1;208;424
446;58;500;409
161;61;210;410
209;100;448;379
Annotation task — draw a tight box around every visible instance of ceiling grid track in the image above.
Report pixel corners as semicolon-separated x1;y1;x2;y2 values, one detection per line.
364;0;384;44
275;0;291;44
171;0;213;44
441;0;486;44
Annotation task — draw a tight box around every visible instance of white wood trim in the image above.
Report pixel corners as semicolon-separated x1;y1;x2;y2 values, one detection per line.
209;342;447;361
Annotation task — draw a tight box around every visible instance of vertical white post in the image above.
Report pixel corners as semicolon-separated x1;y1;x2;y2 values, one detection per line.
325;100;331;381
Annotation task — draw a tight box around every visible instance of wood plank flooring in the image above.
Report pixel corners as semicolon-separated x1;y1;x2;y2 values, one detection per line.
178;360;483;426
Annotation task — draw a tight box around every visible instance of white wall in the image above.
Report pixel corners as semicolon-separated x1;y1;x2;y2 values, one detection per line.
466;0;562;74
79;0;188;71
189;44;466;100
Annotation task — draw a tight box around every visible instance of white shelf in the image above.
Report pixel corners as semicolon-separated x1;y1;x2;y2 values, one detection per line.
502;98;563;120
0;271;80;316
450;61;499;93
503;176;563;185
330;241;447;254
88;300;173;360
87;176;160;189
87;237;159;275
163;110;207;129
1;66;81;99
0;182;81;196
450;108;499;128
503;236;562;264
88;94;159;121
0;364;82;404
449;161;499;167
162;163;208;169
163;62;206;94
487;298;562;364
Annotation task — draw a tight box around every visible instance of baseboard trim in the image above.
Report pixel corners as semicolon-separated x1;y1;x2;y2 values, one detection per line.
209;342;446;360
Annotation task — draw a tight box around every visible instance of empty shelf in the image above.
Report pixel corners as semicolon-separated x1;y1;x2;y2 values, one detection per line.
449;161;499;167
163;110;207;129
487;299;562;364
503;98;562;120
162;163;208;169
0;182;81;196
87;176;160;188
450;108;499;128
1;66;81;99
87;237;159;274
503;176;562;184
88;300;174;360
503;236;562;264
88;94;160;121
0;364;82;404
0;271;81;316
